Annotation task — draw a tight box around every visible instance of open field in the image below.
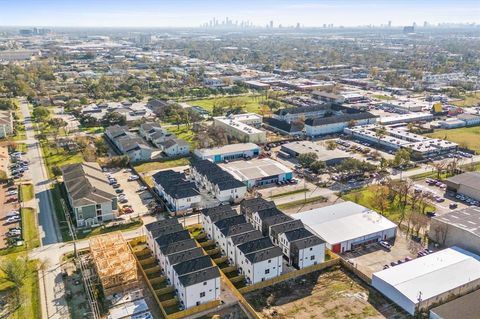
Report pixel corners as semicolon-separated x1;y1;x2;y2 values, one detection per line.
427;126;480;154
20;183;34;201
134;157;191;174
186;95;276;114
244;267;404;319
21;207;40;249
451;92;480;107
165;125;196;148
40;140;84;178
0;256;40;319
277;195;327;210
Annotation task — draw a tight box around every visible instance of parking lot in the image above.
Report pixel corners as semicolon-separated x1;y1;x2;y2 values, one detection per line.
0;184;20;250
104;168;154;218
342;232;425;278
413;178;470;214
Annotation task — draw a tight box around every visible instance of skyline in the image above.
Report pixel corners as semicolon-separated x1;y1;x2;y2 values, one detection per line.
0;0;479;28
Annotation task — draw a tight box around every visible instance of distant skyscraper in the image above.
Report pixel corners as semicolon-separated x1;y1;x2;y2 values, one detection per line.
296;22;300;29
388;21;392;27
424;21;428;27
269;20;273;28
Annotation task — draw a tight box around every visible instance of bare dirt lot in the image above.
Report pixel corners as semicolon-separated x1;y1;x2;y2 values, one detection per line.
342;232;424;278
244;267;408;319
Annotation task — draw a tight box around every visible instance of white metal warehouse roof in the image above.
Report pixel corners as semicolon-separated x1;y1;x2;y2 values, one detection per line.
291;201;397;244
194;143;259;157
373;247;480;303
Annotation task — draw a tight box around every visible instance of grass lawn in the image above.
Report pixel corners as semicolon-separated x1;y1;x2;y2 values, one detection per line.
427;126;480;154
134;157;191;174
186;95;271;114
76;219;143;240
51;183;72;242
0;257;40;319
80;126;105;134
451;92;480;107
21;208;40;249
40;140;84;178
277;195;327;210
14;143;27;153
165;125;196;148
270;188;310;199
372;94;394;100
20;183;34;202
342;186;435;223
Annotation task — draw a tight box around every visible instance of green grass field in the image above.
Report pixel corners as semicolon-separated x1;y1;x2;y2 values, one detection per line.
451;92;480;107
186;95;270;114
427;126;480;154
40;140;84;178
277;195;327;210
21;208;40;249
165;125;196;148
134;157;191;174
0;257;40;319
20;184;34;202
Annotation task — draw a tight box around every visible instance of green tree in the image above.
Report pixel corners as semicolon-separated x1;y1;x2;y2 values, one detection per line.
101;112;126;126
298;152;318;168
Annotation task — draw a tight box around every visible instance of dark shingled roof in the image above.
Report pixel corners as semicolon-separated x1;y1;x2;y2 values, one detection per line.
152;170;199;199
201;205;233;217
191;159;246;191
177;266;220;287
240;198;276;217
237;237;273;255
255;207;283;222
245;246;283;263
173;255;212;276
214;215;246;232
160;239;197;256
220;222;254;238
205;210;238;224
145;218;180;232
270;220;304;238
283;227;325;251
150;223;184;240
230;230;263;246
166;247;204;266
155;230;190;248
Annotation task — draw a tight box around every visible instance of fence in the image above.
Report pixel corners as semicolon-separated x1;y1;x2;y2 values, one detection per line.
238;257;340;294
339;258;372;285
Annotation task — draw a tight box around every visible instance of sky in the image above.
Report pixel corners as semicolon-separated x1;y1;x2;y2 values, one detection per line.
0;0;478;28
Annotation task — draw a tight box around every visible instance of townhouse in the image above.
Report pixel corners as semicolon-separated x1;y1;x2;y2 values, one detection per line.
240;198;276;221
154;230;192;270
248;207;283;233
226;230;263;265
217;223;254;256
152;170;201;212
172;256;221;309
236;237;283;284
144;219;183;252
164;247;204;284
200;205;238;240
190;160;247;203
278;227;325;269
211;215;248;253
61;162;118;227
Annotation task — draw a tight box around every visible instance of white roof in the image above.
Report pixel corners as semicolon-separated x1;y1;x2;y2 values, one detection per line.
219;158;292;182
108;299;149;319
195;143;259;157
373;247;480;303
292;201;397;244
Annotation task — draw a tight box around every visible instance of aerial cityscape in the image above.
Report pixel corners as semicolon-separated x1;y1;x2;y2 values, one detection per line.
0;1;480;319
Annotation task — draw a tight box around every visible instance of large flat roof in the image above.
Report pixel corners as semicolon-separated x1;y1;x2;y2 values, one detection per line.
373;247;480;304
194;143;259;157
282;141;350;162
430;289;480;319
433;206;480;237
219;158;292;182
292;201;397;244
446;172;480;191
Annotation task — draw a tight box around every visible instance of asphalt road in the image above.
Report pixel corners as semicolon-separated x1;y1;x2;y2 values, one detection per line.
19;98;61;245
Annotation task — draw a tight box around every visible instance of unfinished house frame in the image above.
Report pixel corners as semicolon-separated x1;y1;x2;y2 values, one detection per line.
89;233;139;296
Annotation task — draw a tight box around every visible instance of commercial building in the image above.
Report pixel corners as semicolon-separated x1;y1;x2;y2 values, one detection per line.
429;207;480;255
281;141;350;166
444;172;480;201
61;162;118;227
194;143;261;163
218;158;293;188
429;289;480;319
191;160;247;203
213;113;266;144
379;113;434;126
345;124;458;159
312;91;345;104
262;117;304;136
152;170;201;212
372;247;480;315
272;104;330;124
305;112;378;137
292;201;397;253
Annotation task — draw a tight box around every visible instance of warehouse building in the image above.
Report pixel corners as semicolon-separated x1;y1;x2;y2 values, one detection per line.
219;158;293;188
194;143;261;163
372;247;480;315
444;172;480;201
305;112;378;137
429;289;480;319
281;141;350;166
292;201;397;253
429;207;480;255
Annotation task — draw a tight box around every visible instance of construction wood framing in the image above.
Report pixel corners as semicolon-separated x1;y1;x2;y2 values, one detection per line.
89;233;139;296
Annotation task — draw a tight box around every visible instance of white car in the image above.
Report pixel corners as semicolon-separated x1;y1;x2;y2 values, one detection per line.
138;186;148;192
6;216;20;224
128;175;139;181
379;241;392;251
7;190;18;196
6;211;20;217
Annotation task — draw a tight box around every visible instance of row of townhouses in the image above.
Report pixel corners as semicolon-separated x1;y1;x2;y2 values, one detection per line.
190;159;247;203
144;219;221;309
105;125;152;162
152;170;201;212
139;122;190;157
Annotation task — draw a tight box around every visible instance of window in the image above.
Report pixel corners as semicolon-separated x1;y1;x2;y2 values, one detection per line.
265;269;270;274
203;281;207;286
310;247;313;251
311;255;315;260
200;292;205;298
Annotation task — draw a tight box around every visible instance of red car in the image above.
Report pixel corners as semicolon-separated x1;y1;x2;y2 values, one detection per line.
6;197;18;203
123;207;134;214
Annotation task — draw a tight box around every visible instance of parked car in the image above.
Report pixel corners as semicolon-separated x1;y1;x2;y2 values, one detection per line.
115;189;124;194
6;211;20;217
6;197;18;203
379;241;392;251
5;216;20;224
123;207;134;214
426;211;437;218
137;186;148;192
112;184;120;189
119;198;128;203
127;175;139;181
449;203;458;209
7;190;18;196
